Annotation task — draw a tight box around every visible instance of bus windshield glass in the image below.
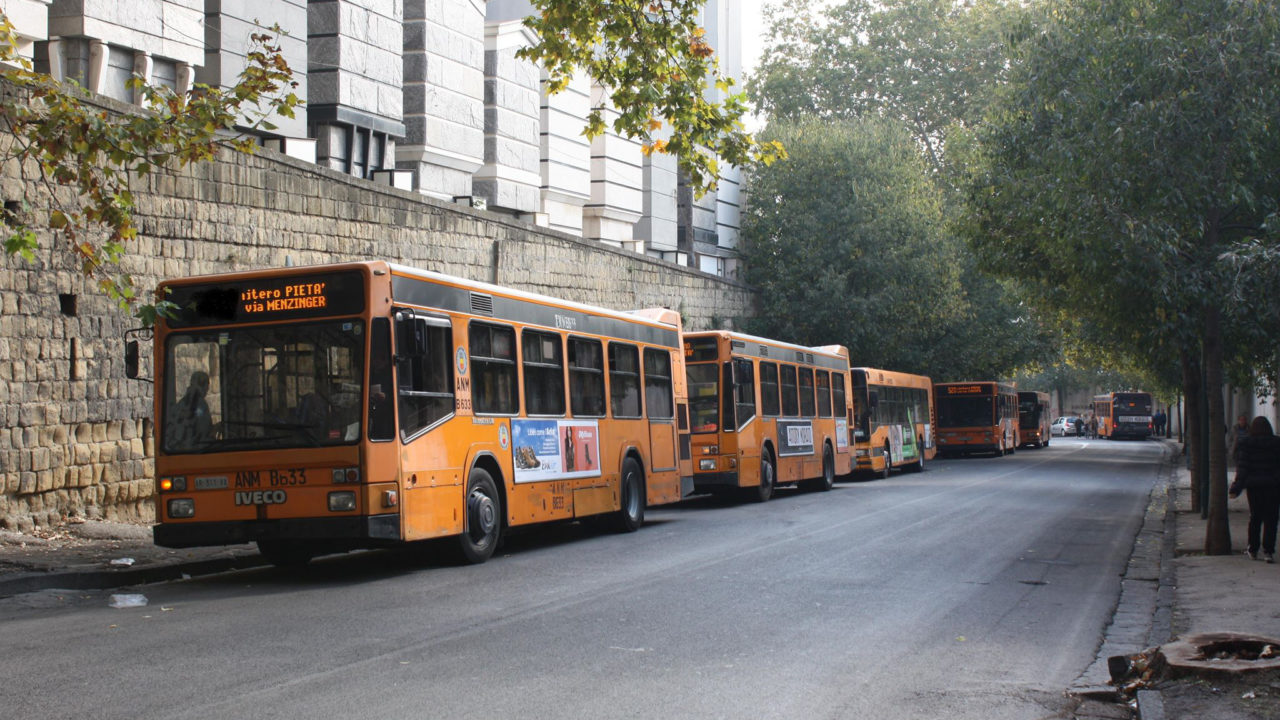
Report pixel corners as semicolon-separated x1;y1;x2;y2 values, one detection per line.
850;371;871;440
1113;393;1152;415
162;320;366;454
687;363;720;433
1019;399;1043;428
937;396;993;428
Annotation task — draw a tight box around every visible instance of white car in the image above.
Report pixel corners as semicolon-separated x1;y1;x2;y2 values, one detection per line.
1051;416;1081;437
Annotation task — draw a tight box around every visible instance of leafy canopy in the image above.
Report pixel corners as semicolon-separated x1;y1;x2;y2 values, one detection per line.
520;0;786;194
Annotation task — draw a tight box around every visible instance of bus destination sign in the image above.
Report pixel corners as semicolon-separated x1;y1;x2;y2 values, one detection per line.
165;270;365;327
943;384;988;395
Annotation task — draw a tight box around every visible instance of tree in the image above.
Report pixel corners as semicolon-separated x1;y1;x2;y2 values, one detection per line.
962;0;1280;553
739;117;1049;379
520;0;784;195
0;15;301;325
750;0;1026;174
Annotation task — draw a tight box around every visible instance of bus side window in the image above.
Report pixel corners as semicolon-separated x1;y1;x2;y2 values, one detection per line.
832;373;847;421
523;329;566;416
760;362;781;417
569;337;605;417
733;358;756;430
781;365;799;417
816;371;832;418
798;367;816;418
643;348;674;420
609;343;642;418
368;317;395;441
471;322;518;414
395;314;454;438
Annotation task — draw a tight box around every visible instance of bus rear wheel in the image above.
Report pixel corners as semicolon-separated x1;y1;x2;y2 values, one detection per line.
879;445;891;479
746;452;775;503
457;468;501;564
908;441;925;473
804;445;836;492
610;457;646;533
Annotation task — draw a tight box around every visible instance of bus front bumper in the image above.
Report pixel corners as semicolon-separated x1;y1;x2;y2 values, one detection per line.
692;471;740;492
153;514;401;549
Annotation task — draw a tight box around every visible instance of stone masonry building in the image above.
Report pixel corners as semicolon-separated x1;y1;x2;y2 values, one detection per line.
0;0;756;530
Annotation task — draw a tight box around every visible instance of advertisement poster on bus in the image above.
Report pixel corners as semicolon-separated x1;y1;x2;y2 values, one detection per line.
777;419;815;457
888;423;904;464
835;418;849;451
511;419;601;483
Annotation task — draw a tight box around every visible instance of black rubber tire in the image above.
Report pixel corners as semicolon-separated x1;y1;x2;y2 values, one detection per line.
908;439;925;473
804;444;836;492
746;452;775;503
457;467;502;564
257;539;314;569
879;445;892;479
610;457;645;532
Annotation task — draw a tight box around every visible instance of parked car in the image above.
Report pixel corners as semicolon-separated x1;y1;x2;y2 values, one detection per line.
1051;416;1080;437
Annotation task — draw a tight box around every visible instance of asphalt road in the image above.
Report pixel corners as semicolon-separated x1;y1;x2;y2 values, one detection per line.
0;437;1164;720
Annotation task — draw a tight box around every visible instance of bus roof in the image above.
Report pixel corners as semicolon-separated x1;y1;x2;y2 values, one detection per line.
683;329;849;361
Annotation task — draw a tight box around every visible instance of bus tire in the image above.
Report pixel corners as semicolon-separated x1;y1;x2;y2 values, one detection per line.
879;445;891;479
804;444;836;492
746;452;775;503
457;467;502;564
909;441;925;473
610;457;646;533
257;539;314;569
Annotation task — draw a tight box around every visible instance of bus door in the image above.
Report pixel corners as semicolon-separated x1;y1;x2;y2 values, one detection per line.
645;348;678;476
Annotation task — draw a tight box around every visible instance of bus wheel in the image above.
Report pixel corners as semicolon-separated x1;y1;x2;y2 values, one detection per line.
747;452;775;503
611;457;646;533
257;539;314;569
458;468;502;564
909;442;925;473
804;445;836;492
879;446;891;479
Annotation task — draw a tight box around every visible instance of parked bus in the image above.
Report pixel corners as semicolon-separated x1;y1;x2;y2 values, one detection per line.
1093;391;1153;440
1017;390;1051;448
683;332;853;501
130;261;692;566
849;368;934;477
934;382;1019;457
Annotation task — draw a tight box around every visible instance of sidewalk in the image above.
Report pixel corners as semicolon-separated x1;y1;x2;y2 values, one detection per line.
0;521;265;597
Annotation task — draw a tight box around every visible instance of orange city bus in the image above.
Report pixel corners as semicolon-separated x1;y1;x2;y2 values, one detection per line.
131;261;692;566
683;332;854;501
1093;391;1153;440
1017;390;1051;449
934;382;1019;457
849;367;935;477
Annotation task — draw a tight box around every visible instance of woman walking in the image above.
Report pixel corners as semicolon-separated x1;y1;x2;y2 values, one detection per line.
1228;417;1280;563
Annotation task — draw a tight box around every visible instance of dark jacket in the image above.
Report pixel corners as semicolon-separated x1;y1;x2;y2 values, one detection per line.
1231;435;1280;493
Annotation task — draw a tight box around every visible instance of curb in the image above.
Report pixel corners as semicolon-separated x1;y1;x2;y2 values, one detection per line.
1070;439;1179;716
0;552;267;599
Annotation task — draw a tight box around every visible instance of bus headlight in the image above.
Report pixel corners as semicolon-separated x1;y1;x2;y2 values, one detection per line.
328;491;357;512
168;498;195;518
699;458;717;471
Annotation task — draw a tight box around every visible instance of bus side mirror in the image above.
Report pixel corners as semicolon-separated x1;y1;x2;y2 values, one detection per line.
125;340;139;379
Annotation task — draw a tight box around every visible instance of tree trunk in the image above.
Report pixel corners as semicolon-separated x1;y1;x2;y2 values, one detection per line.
1182;349;1203;513
1204;303;1232;555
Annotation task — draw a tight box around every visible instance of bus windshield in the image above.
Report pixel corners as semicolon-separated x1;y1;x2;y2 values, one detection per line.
162;320;366;454
687;363;719;433
1018;400;1043;428
937;396;993;428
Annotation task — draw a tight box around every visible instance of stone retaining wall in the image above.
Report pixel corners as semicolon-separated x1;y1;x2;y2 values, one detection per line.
0;119;753;531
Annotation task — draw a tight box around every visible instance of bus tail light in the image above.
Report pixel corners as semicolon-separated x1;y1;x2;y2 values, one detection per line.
160;476;187;492
701;446;719;455
382;490;398;508
328;491;357;512
332;467;361;484
168;498;195;518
